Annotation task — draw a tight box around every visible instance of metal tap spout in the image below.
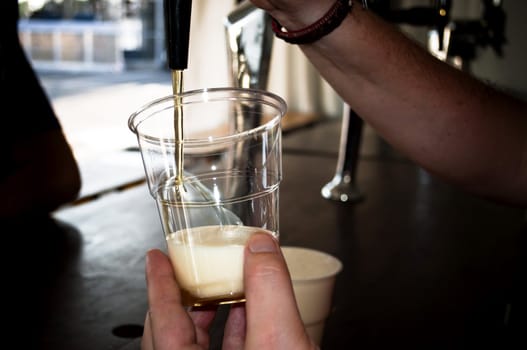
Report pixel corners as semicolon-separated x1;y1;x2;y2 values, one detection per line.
224;0;273;90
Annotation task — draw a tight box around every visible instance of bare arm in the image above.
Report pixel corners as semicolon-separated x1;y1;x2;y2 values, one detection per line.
253;0;527;206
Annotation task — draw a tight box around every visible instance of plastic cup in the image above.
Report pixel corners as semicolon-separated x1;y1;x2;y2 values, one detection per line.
282;246;343;346
129;87;287;306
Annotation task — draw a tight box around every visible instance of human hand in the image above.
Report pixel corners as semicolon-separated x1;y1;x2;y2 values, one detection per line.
142;232;318;349
249;0;335;30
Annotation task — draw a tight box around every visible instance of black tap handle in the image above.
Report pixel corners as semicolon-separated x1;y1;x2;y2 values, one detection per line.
375;7;450;26
375;7;436;25
373;2;451;51
482;0;507;56
163;0;192;70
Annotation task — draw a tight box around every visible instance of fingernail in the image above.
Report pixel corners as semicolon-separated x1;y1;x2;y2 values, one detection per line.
145;250;151;267
248;233;278;253
145;249;156;271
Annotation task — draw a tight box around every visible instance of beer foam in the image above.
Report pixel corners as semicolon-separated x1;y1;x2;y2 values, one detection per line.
167;225;274;299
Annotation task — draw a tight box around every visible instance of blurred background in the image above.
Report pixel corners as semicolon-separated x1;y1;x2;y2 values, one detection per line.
17;0;527;165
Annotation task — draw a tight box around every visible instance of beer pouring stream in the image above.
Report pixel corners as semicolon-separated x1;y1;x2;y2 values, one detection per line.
163;0;192;184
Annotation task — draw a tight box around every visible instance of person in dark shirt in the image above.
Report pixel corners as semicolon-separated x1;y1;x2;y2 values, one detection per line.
0;1;81;220
2;5;83;347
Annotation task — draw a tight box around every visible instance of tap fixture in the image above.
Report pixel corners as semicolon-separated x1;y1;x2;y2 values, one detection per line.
224;0;273;90
321;104;364;203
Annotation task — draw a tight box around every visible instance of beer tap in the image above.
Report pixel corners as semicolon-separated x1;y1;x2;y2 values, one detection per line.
163;0;192;93
445;0;506;68
321;104;365;203
224;0;273;91
224;0;274;134
371;0;452;50
435;0;452;52
223;0;274;202
163;0;192;185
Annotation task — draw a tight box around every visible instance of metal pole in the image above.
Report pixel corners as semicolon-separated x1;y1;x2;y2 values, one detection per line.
321;103;364;203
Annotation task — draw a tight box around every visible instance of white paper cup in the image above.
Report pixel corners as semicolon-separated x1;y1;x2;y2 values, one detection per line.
281;246;343;345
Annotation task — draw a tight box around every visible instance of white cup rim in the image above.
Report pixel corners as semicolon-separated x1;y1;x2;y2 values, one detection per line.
281;246;343;282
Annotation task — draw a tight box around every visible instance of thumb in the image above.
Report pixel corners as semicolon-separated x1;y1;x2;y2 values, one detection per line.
243;232;314;349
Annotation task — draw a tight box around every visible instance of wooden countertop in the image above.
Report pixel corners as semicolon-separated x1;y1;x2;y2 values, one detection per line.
8;119;525;349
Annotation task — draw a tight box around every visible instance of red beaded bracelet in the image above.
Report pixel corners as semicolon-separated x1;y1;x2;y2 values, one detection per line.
271;0;358;45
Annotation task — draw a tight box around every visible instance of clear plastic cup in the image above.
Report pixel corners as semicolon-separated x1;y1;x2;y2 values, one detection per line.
129;87;286;306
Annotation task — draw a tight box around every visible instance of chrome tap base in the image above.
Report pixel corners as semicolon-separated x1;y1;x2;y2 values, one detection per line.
321;104;364;203
321;172;364;203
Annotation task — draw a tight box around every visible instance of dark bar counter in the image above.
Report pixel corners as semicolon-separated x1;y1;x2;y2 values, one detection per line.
8;119;525;349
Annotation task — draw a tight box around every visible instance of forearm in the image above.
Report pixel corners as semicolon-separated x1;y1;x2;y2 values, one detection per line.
265;2;527;205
